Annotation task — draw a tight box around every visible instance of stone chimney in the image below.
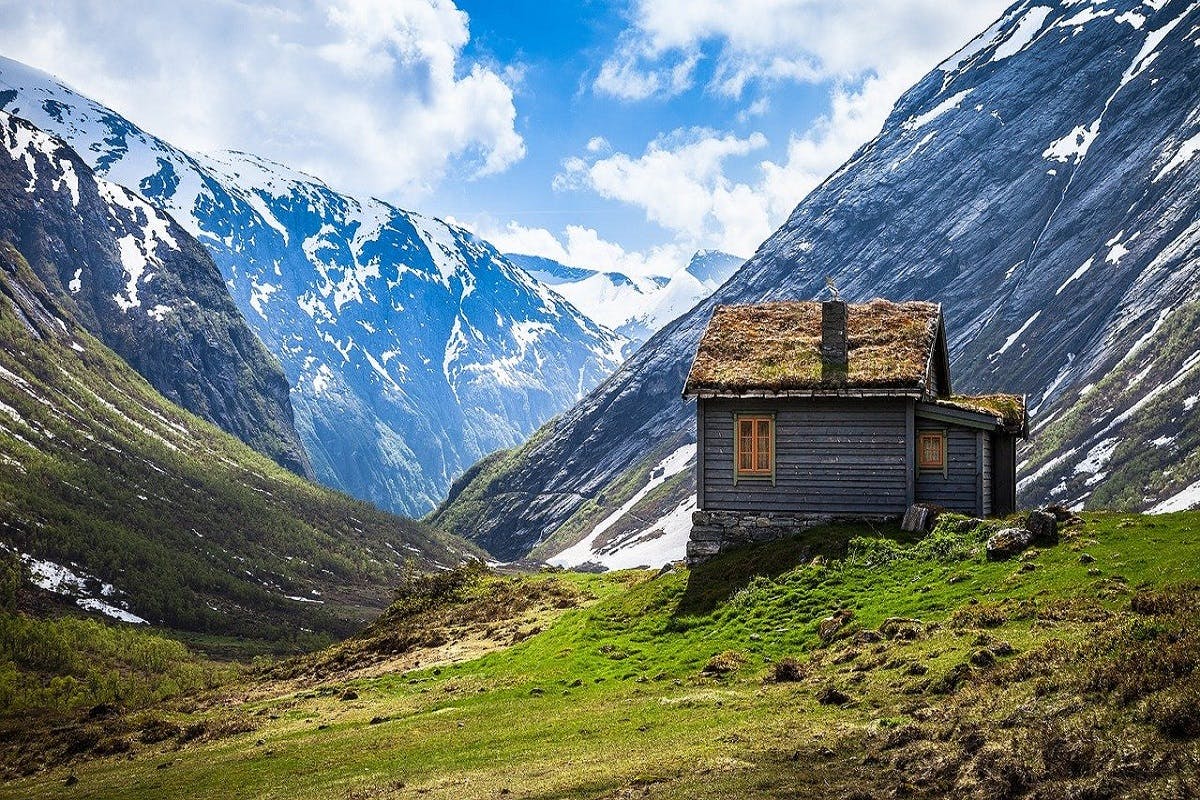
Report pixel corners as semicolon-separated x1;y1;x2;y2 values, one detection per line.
820;300;848;368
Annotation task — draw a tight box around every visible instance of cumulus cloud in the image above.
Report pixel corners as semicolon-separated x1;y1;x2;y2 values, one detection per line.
594;0;1008;101
472;220;692;279
573;0;1008;255
555;128;771;254
0;0;525;199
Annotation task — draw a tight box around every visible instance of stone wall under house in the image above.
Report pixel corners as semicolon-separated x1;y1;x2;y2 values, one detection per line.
686;509;897;565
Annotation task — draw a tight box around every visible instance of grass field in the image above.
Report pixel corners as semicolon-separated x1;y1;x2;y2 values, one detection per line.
4;511;1200;799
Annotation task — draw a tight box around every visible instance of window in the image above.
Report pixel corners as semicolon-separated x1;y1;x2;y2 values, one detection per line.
735;415;774;480
918;430;946;471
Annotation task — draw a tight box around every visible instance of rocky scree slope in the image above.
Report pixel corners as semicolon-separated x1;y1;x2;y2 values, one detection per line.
433;0;1200;562
0;235;471;644
0;111;311;477
0;57;625;516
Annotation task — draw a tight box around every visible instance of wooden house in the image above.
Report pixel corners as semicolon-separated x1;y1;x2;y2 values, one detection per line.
682;299;1027;563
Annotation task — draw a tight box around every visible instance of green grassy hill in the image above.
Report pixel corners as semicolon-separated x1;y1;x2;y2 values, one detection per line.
0;243;473;649
6;510;1199;798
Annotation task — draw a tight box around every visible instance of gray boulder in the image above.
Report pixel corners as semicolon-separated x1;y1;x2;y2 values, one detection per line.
1026;510;1059;545
986;528;1034;561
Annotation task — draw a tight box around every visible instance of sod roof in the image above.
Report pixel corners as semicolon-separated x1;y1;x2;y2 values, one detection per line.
683;300;942;396
930;394;1028;435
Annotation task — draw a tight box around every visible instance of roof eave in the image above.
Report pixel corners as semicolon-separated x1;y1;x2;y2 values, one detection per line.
685;387;927;399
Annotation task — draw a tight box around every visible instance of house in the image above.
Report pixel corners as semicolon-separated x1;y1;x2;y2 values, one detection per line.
682;299;1027;563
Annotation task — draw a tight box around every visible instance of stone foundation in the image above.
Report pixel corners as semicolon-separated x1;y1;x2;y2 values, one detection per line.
687;509;896;565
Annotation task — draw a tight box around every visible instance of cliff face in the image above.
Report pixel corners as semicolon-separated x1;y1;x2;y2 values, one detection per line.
431;0;1200;561
0;111;313;477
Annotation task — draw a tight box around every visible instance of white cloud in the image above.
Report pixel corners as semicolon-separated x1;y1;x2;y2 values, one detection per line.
0;0;525;199
574;0;1009;256
595;0;1009;101
555;128;772;254
472;220;690;279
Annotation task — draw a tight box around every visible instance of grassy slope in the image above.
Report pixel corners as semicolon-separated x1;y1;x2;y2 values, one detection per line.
0;245;473;648
7;511;1200;799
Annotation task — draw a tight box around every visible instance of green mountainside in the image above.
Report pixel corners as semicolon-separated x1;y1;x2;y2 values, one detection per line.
0;242;473;648
1020;301;1200;512
5;511;1199;798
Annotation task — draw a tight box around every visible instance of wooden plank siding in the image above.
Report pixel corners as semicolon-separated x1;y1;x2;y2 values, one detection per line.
914;425;982;515
701;398;909;514
981;433;993;517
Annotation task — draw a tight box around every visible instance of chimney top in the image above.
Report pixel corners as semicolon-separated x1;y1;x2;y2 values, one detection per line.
820;300;848;368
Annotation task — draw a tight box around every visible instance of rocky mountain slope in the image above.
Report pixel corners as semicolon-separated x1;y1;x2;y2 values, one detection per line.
0;56;624;516
433;0;1200;564
0;111;312;477
508;250;743;349
0;234;471;645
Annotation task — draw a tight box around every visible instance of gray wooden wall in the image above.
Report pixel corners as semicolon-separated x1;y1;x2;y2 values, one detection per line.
699;398;909;514
914;425;986;515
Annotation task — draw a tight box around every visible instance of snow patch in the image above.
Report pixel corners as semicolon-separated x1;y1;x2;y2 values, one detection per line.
1154;132;1200;182
550;444;695;569
1043;121;1099;163
991;7;1053;61
992;311;1041;357
903;89;973;132
1150;479;1200;513
76;598;148;624
1055;257;1093;295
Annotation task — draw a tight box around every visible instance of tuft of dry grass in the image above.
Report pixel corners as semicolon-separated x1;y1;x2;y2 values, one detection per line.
684;299;940;394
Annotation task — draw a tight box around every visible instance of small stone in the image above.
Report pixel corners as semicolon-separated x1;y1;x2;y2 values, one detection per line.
340;689;358;701
1079;552;1096;564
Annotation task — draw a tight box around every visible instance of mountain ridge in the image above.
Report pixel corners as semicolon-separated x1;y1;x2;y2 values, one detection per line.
0;56;625;516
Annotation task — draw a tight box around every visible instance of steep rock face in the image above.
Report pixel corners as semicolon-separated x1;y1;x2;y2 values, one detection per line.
433;0;1200;561
0;58;624;515
0;111;313;477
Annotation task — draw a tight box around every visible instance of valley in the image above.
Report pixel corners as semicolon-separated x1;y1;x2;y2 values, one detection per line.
5;512;1199;798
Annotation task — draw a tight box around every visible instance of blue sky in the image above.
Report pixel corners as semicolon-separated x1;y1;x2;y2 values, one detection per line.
0;0;1010;275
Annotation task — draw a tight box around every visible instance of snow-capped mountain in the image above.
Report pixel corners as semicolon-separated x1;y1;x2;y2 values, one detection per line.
0;55;625;515
433;0;1200;564
0;110;312;477
506;249;743;349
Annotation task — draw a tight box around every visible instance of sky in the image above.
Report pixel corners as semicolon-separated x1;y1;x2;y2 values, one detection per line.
0;0;1011;277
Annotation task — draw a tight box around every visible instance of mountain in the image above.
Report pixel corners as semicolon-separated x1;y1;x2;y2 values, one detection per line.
0;56;625;516
0;111;312;477
432;0;1200;564
0;230;471;646
506;249;744;349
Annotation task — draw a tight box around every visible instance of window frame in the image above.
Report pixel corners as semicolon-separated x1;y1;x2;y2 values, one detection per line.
917;429;947;475
733;412;776;485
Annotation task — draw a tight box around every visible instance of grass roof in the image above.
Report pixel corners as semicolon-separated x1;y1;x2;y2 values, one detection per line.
684;300;941;395
935;394;1028;434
